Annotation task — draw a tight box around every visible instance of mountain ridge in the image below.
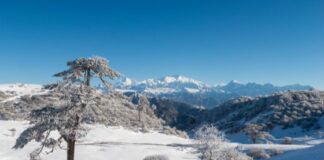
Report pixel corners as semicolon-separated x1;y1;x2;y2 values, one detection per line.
114;75;314;108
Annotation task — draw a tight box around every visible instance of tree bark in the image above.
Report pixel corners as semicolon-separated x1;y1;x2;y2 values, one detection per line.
85;69;91;86
252;136;256;144
67;137;75;160
67;115;80;160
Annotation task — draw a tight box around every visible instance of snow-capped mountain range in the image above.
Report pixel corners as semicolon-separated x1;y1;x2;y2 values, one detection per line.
114;75;314;108
115;75;208;94
0;75;314;109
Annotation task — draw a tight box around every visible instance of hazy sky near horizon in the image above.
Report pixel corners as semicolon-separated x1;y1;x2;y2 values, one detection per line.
0;0;323;89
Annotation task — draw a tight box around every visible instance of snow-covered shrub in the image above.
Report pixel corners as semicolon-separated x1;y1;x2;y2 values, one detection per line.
269;148;283;156
162;126;188;138
195;124;251;160
8;128;16;137
248;148;270;159
0;91;8;101
244;124;272;144
143;155;169;160
282;137;293;144
195;124;226;160
29;148;42;160
222;148;252;160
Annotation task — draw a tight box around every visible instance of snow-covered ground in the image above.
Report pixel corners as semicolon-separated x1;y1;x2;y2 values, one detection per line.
1;120;324;160
0;121;198;160
270;143;324;160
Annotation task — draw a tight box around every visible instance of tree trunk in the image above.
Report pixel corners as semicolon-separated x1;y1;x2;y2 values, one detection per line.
67;137;75;160
85;69;91;86
252;136;256;144
67;115;79;160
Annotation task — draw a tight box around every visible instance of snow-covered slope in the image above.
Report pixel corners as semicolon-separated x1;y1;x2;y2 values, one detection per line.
0;84;45;103
114;75;313;108
206;90;324;135
149;90;324;141
0;84;44;95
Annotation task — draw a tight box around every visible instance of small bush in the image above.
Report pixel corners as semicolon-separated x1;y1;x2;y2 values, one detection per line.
143;155;169;160
8;128;16;137
282;137;293;144
195;124;252;160
269;148;283;156
222;148;252;160
248;148;271;159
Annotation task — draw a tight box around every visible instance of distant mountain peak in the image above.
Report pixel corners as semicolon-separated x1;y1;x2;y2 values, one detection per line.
114;76;136;88
158;75;204;85
225;80;244;87
228;80;242;84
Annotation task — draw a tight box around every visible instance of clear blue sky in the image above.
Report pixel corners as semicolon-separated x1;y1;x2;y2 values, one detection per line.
0;0;323;88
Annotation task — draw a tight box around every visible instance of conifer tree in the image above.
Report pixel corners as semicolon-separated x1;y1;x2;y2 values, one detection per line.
14;56;120;160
